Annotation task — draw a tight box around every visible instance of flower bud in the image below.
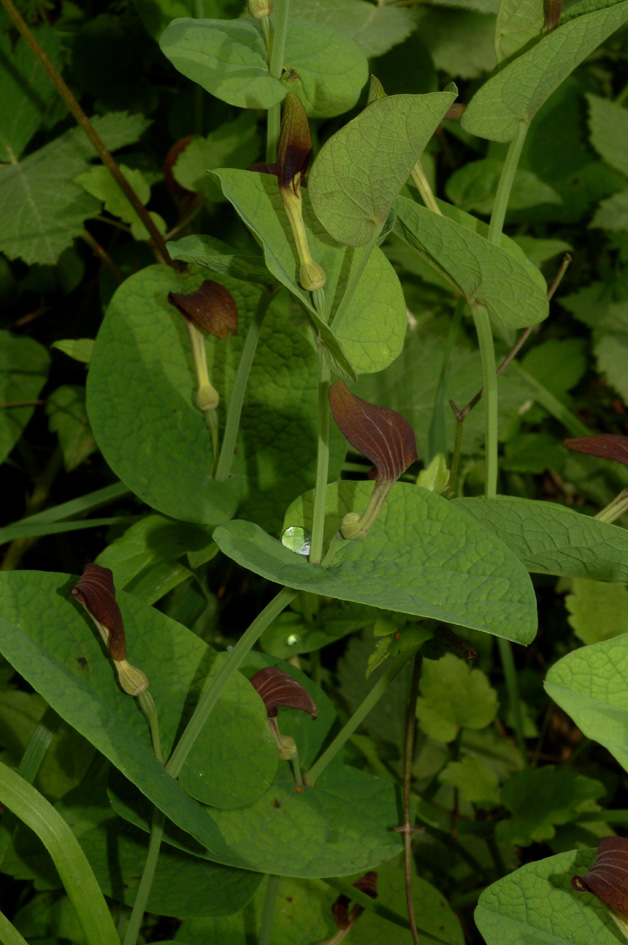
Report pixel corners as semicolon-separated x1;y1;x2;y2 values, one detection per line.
248;0;272;17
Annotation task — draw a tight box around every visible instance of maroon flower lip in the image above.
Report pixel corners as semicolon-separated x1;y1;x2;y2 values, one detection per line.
328;381;418;485
277;93;312;196
572;836;628;916
71;563;126;660
168;280;238;339
564;434;628;467
249;667;318;719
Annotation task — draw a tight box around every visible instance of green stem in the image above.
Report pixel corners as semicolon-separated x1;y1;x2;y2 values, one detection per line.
214;289;273;482
470;303;498;498
401;653;422;945
206;408;220;475
498;635;527;767
0;706;61;870
410;162;441;215
305;652;410;787
309;350;331;564
138;690;162;763
0;761;118;945
259;875;281;945
165;586;297;778
595;486;628;524
122;808;166;945
487;120;529;245
266;0;290;162
508;363;591;437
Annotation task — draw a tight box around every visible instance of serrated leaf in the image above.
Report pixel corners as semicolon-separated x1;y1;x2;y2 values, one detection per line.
566;578;628;646
293;0;417;58
87;265;343;531
495;0;545;63
0;26;64;162
215;480;538;642
213;169;407;375
545;636;628;774
46;385;96;472
0;331;49;464
461;2;628;141
0;113;150;264
438;754;500;806
587;92;628;177
476;848;620;945
591;190;628;231
75;164;166;241
416;653;498;743
308;91;456;247
394;194;549;329
454;496;628;580
159;17;368;118
498;766;605;846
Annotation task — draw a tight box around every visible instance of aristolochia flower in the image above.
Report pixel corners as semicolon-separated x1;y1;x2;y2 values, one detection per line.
572;837;628;940
249;666;317;760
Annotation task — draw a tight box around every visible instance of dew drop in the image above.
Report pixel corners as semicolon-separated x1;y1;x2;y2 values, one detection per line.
281;526;311;556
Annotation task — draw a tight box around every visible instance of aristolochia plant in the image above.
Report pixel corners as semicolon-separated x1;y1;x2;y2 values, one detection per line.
3;1;628;944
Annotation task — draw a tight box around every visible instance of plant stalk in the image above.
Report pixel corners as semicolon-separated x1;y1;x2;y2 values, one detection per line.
595;487;628;524
214;288;273;481
305;651;410;786
259;875;281;945
400;652;423;945
487;120;529;245
470;303;498;498
165;586;297;778
266;0;291;162
498;635;527;767
122;807;166;945
309;348;331;564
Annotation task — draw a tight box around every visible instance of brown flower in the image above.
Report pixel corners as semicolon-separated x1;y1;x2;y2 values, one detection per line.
572;837;628;939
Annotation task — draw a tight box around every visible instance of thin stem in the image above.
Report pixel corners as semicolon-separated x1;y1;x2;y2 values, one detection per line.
122;807;166;945
487;120;529;245
595;487;628;524
410;162;441;215
0;0;175;266
498;636;527;767
137;690;162;763
509;362;591;437
400;653;423;945
266;0;291;162
206;408;220;476
80;229;124;284
309;348;331;564
165;586;297;778
214;288;273;481
305;652;410;786
470;303;498;498
259;875;281;945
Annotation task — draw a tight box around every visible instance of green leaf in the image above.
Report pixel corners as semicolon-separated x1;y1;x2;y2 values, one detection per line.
159;17;368;118
0;570;278;817
394;194;549;329
87;265;339;531
294;0;417;58
46;385;96;472
308;91;456;247
545;635;628;774
502;432;565;474
0;26;63;162
566;578;628;645
476;848;620;945
497;766;605;846
416;653;498;743
168;235;270;284
75;164;166;241
461;2;628;141
0;113;150;264
279;19;368;118
521;338;587;401
438;754;500;806
495;0;545;63
95;515;213;605
414;9;496;79
213;169;407;375
172;114;261;199
0;331;49;464
445;159;561;214
511;235;572;267
591;190;628;231
454;496;628;581
51;338;94;363
587;92;628;177
215;480;538;642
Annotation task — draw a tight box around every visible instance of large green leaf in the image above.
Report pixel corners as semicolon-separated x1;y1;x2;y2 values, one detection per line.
0;332;49;464
0;26;63;162
294;0;416;58
0;571;277;813
159;17;367;117
0;113;150;264
476;849;620;945
308;91;456;246
495;0;545;63
545;636;628;774
213;169;407;375
87;265;337;531
215;481;538;642
454;496;628;581
461;2;628;141
394;194;549;329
